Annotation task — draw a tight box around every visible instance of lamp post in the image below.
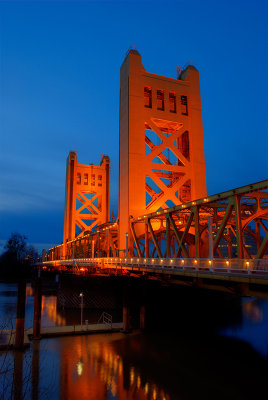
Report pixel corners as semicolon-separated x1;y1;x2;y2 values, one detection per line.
125;233;128;257
79;292;83;330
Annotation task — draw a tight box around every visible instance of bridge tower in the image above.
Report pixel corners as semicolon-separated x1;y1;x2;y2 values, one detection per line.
119;49;206;253
63;151;110;243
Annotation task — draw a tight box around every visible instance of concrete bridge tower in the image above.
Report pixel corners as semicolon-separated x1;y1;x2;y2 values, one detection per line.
119;49;206;254
63;151;110;243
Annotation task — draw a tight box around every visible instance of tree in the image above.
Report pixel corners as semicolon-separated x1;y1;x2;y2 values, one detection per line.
25;245;39;264
4;233;27;262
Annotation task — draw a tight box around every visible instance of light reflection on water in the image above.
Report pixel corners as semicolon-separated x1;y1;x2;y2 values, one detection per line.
52;333;170;400
1;283;268;399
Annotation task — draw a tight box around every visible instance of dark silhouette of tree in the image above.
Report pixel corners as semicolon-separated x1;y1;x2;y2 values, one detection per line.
4;232;28;262
0;233;39;277
25;245;39;264
2;233;39;264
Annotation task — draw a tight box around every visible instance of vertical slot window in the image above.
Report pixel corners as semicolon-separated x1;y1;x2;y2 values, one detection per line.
144;86;152;108
169;92;176;113
98;175;102;187
181;95;188;115
177;131;190;160
91;174;95;186
77;173;81;185
84;173;88;185
157;90;164;110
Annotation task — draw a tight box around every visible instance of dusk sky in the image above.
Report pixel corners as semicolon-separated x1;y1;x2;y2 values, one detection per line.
0;0;267;253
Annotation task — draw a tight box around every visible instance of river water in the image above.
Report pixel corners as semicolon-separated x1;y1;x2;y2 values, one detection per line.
0;281;268;400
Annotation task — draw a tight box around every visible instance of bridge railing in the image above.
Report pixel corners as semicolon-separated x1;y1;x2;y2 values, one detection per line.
102;257;268;273
41;257;268;275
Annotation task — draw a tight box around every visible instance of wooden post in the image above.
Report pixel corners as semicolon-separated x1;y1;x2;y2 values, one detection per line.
32;340;40;400
15;280;26;349
13;350;23;400
33;273;42;339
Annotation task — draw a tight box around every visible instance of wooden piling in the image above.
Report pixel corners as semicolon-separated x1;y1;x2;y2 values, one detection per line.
33;275;42;339
15;280;26;349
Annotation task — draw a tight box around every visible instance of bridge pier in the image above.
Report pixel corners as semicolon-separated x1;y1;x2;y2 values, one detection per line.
140;305;146;330
33;272;42;339
140;280;146;330
123;280;131;333
123;306;131;333
15;280;26;349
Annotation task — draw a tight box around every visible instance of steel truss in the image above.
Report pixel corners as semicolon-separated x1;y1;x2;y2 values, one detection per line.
130;180;268;260
48;180;268;262
48;223;118;261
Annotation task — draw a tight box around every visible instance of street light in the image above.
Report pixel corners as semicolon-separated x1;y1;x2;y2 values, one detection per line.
125;233;128;257
79;292;84;330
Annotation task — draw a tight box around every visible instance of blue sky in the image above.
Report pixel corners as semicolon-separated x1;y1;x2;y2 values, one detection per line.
0;0;267;252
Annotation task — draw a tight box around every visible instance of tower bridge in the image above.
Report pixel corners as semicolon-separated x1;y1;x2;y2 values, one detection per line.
42;49;268;288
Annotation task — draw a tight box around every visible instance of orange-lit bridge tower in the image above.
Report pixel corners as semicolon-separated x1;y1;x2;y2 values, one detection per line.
119;49;207;253
63;151;110;244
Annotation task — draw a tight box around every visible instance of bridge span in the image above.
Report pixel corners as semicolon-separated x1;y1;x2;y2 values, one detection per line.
41;51;268;297
40;256;268;297
45;179;268;269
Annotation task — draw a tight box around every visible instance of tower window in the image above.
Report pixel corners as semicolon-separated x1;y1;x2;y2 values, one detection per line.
181;95;188;115
144;86;152;108
91;174;95;186
169;92;176;113
84;173;88;185
157;90;164;111
77;173;81;185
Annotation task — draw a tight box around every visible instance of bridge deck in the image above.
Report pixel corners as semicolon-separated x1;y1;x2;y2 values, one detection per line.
41;257;268;285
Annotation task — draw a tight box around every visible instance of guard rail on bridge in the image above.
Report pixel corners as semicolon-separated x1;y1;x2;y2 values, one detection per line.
41;257;268;284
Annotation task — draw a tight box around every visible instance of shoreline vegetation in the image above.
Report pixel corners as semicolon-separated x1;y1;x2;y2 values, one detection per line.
0;232;40;280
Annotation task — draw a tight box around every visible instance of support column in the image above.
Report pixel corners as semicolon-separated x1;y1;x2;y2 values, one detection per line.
256;220;261;250
194;206;200;258
145;220;149;258
97;232;100;257
166;216;171;258
92;239;95;258
15;280;26;349
207;216;213;259
33;273;42;340
227;227;232;258
234;195;244;259
71;243;74;259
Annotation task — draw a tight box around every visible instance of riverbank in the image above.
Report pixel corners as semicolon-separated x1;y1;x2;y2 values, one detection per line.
0;322;124;350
